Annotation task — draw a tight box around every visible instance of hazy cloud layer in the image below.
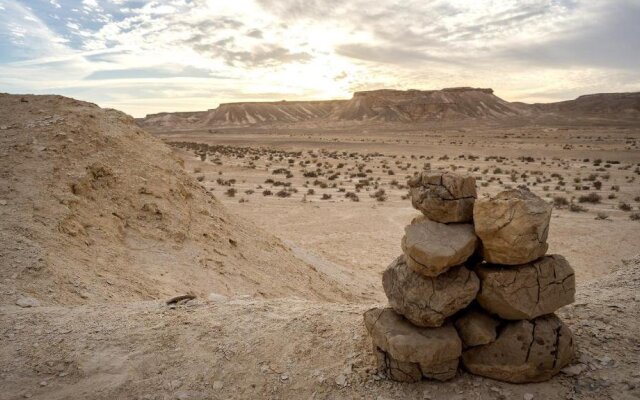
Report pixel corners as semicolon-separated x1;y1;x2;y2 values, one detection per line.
0;0;638;116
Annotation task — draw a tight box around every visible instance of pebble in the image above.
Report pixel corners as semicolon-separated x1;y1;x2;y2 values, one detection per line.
524;394;534;400
0;199;7;206
16;297;40;308
212;381;223;390
335;374;347;387
561;364;588;376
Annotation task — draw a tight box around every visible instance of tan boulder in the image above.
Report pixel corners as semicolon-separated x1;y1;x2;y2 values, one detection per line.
462;314;575;383
476;255;575;320
383;256;479;327
372;345;422;383
408;171;477;223
401;216;478;277
474;189;552;265
364;307;461;381
454;309;500;347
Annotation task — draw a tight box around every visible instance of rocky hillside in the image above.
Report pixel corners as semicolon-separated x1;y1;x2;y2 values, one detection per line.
0;93;354;306
533;92;640;115
137;88;640;129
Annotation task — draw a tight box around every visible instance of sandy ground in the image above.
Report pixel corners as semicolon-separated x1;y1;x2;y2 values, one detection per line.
2;256;638;400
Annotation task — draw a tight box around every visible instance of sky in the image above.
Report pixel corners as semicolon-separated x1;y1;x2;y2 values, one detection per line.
0;0;639;117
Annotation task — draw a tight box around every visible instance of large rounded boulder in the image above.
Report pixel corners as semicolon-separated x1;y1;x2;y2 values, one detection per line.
476;255;575;320
383;255;479;327
461;314;575;383
364;307;462;382
474;189;552;265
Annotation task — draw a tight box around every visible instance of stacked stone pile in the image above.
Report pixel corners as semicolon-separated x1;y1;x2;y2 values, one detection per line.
364;171;577;383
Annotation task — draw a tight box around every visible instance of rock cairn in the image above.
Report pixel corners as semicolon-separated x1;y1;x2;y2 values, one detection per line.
364;171;576;383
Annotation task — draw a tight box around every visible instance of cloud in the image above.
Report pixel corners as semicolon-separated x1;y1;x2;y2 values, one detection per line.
0;0;638;117
84;65;214;80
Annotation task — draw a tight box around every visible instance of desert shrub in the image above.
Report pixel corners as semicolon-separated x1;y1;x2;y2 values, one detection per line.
595;212;609;220
593;181;602;189
553;196;569;207
307;189;315;195
619;202;632;211
321;194;332;200
569;203;588;212
225;188;237;197
371;189;387;202
244;189;254;195
196;175;205;182
578;193;601;203
262;190;273;196
630;213;640;221
276;190;291;198
345;192;359;201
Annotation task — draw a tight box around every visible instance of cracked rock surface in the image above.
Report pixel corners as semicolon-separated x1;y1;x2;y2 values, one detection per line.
476;255;575;320
454;309;500;347
408;171;477;223
474;189;552;265
383;255;479;327
364;307;461;381
401;216;478;277
461;313;575;383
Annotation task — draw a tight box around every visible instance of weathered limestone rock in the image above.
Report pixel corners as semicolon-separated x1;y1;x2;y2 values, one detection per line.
476;255;575;320
408;171;477;223
364;307;461;381
454;309;500;347
474;189;552;265
461;314;575;383
383;256;479;327
372;345;422;383
401;216;478;277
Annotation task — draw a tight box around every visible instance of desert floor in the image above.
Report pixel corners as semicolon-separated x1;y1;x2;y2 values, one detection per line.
157;124;640;296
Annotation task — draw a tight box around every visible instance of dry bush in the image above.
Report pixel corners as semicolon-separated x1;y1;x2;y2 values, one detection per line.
578;193;601;203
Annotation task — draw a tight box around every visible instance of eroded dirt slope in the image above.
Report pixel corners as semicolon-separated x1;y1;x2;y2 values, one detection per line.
0;94;354;305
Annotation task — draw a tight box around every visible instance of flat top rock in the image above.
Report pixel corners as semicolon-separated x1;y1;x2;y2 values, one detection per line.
364;307;461;367
401;216;477;276
408;171;477;199
408;171;477;223
474;189;552;265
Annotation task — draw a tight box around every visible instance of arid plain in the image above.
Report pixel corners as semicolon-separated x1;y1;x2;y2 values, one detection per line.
159;122;640;295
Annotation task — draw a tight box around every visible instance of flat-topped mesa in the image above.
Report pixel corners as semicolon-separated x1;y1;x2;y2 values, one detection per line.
364;308;462;382
474;188;552;265
408;171;477;223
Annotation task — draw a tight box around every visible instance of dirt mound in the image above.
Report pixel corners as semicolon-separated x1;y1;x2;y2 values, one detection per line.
0;93;354;306
1;256;638;399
